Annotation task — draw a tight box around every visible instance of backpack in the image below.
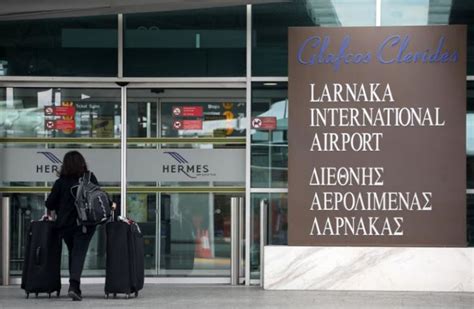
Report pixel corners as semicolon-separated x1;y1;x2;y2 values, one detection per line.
72;171;112;230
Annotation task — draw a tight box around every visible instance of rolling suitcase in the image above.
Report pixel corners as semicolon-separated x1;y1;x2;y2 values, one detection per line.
21;217;62;299
105;217;144;299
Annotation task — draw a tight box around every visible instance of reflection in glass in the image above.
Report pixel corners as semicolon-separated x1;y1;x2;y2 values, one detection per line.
382;0;433;25
124;6;246;77
328;0;377;26
468;82;473;246
127;88;246;140
1;87;121;277
8;194;44;275
449;0;474;75
252;0;376;75
158;193;239;277
251;83;288;188
127;194;156;273
0;16;117;76
381;0;474;74
0;88;121;139
468;81;473;188
250;193;288;280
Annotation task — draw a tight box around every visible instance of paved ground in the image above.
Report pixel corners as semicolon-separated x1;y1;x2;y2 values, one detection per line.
0;285;473;308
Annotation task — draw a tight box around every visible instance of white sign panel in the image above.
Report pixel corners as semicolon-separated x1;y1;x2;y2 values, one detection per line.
0;148;245;183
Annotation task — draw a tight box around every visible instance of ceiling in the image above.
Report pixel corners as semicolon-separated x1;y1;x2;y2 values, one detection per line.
0;0;286;21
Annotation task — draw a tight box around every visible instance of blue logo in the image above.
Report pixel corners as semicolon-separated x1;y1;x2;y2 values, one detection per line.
297;34;459;71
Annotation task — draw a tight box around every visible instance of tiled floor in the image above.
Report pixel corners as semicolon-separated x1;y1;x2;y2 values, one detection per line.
0;284;473;308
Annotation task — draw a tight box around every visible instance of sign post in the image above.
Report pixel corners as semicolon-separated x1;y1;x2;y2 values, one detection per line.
288;26;466;246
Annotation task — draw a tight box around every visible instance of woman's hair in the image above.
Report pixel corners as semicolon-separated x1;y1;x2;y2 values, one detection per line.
59;151;88;178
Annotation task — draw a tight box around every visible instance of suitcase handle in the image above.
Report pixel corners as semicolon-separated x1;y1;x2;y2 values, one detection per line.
35;247;41;265
41;215;52;222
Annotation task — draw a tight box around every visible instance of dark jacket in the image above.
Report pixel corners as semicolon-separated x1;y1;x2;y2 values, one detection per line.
45;173;98;229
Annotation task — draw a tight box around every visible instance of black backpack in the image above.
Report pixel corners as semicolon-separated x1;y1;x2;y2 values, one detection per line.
72;171;112;230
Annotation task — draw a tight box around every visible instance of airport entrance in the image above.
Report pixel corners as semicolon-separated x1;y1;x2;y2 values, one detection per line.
0;82;246;284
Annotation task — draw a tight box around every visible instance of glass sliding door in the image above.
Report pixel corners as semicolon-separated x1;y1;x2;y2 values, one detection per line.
126;87;246;278
0;85;121;278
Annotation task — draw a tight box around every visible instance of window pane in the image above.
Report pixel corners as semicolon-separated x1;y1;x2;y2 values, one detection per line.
0;16;117;76
1;86;122;276
382;0;435;25
127;88;246;140
252;0;376;76
468;81;474;189
250;193;288;280
251;82;288;188
124;6;246;77
0;88;121;139
159;193;238;277
450;1;474;76
381;0;474;75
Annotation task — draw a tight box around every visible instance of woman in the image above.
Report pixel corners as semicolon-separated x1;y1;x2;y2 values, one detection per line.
45;151;98;301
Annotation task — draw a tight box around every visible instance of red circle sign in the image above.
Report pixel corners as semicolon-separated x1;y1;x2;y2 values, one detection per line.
252;118;262;128
45;120;55;129
173;107;182;116
173;120;182;129
45;107;54;115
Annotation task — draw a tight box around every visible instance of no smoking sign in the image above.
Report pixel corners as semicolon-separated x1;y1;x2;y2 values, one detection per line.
251;117;277;130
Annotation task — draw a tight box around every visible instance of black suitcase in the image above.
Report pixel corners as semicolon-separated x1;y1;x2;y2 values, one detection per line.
21;218;62;299
105;218;144;299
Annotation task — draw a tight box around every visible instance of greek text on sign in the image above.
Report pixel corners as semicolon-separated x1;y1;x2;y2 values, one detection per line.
252;117;277;130
44;106;76;117
173;106;203;117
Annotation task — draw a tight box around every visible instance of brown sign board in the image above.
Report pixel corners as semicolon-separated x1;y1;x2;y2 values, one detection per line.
288;26;466;246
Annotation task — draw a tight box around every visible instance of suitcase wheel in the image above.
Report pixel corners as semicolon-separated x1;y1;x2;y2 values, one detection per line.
105;293;109;299
35;293;38;298
135;291;138;298
26;293;29;299
57;291;60;298
126;294;130;299
48;293;51;299
113;293;117;299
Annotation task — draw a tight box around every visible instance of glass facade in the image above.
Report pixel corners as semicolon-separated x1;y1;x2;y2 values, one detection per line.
0;87;121;276
250;193;287;279
1;0;473;284
251;83;288;188
124;7;246;77
0;87;121;139
0;16;118;76
252;0;377;76
468;81;474;244
381;0;474;74
125;88;245;277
